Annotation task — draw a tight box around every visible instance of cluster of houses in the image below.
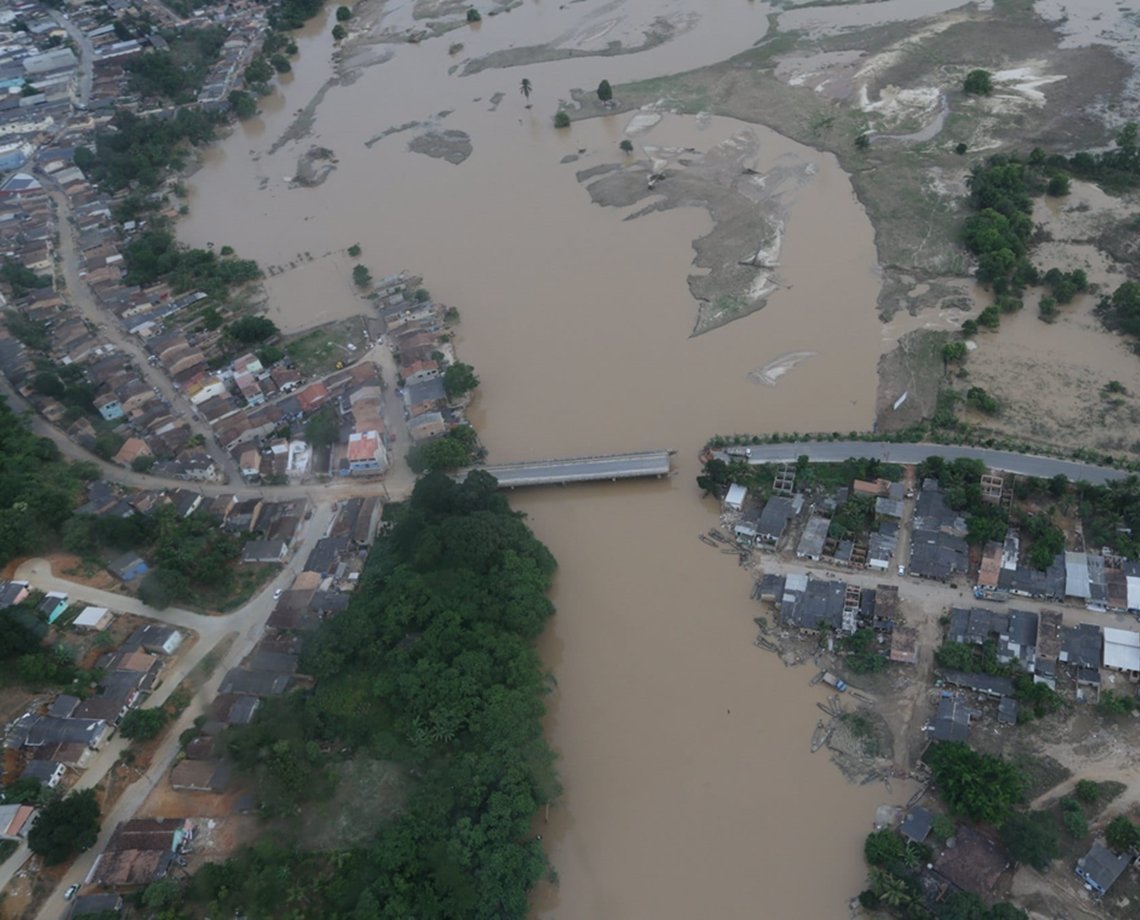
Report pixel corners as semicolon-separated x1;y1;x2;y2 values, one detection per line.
1;0;399;486
79;477;309;573
725;472;908;573
146;498;377;813
931;606;1139;739
755;573;918;664
0;2;77;174
374;275;470;445
1;618;183;820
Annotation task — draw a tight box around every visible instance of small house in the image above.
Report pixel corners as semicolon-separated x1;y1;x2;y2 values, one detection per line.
37;591;68;624
73;606;113;632
0;580;30;608
1075;842;1131;895
900;806;933;844
107;552;148;583
20;760;65;788
241;539;288;564
723;484;747;513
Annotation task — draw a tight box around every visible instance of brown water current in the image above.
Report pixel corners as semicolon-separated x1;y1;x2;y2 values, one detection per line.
179;1;931;915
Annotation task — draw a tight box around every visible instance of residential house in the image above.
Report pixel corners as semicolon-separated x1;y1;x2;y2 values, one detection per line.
170;759;230;792
929;694;971;742
107;552;148;582
1075;842;1131;895
123;624;182;656
723;484;747;513
92;818;195;887
68;893;125;916
1102;627;1140;678
0;580;30;607
0;803;36;838
938;670;1015;699
756;495;804;545
37;591;68;624
345;430;388;476
407;411;446;442
776;574;848;632
73;606;113;631
1060;624;1103;671
241;539;288;564
94;391;124;421
900;806;933;844
20;760;65;788
403;377;446;416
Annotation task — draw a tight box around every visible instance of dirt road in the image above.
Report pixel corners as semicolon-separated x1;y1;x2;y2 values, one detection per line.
44;183;243;484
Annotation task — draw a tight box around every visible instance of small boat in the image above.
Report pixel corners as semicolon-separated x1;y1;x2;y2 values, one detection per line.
811;720;832;753
809;670;825;686
709;529;729;543
698;534;718;547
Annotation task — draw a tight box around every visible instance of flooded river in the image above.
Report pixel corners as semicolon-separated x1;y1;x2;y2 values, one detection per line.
178;0;944;914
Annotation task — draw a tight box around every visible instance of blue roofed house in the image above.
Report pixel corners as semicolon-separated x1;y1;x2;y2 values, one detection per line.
107;552;148;583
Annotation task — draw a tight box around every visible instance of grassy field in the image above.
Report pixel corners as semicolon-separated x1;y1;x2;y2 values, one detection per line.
285;317;370;376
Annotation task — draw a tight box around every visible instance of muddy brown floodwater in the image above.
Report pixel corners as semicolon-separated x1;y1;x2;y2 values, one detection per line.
179;0;930;914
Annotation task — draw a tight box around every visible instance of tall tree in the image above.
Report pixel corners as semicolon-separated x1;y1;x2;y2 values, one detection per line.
520;77;533;107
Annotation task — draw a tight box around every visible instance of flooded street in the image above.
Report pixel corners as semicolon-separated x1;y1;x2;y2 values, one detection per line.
178;0;928;914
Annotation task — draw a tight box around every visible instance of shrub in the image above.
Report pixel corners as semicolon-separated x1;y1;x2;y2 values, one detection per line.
619;140;633;154
466;7;481;21
964;69;994;96
553;111;571;129
332;23;347;40
597;79;612;102
336;5;351;20
1075;780;1100;804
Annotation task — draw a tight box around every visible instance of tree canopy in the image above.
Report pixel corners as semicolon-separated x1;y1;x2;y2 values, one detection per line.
27;789;101;865
1000;810;1059;870
193;472;559;917
926;742;1024;824
442;362;479;400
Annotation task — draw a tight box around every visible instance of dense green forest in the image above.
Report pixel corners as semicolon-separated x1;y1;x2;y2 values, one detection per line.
180;472;559;918
122;228;261;297
76;108;219;192
0;397;93;567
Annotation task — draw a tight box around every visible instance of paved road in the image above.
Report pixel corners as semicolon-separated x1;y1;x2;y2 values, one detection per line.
0;503;337;911
47;12;93;109
44;183;244;485
715;441;1131;485
480;450;673;487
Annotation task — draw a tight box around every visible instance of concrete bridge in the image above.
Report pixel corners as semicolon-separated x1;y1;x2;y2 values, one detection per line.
465;450;674;488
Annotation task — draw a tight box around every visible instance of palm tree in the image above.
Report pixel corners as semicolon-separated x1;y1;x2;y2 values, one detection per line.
520;78;533;107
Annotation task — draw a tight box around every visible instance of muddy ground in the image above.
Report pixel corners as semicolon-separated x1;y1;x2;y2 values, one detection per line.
576;128;804;335
572;0;1140;451
408;129;472;164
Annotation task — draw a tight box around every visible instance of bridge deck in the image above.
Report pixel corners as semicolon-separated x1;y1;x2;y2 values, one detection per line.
465;450;673;488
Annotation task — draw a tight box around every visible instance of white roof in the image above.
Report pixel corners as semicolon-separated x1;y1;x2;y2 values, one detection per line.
1128;575;1140;612
1065;551;1091;599
73;606;110;627
724;484;747;508
1103;627;1140;671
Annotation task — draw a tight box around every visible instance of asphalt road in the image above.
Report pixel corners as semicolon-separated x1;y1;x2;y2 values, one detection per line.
715;441;1131;485
482;451;673;487
47;13;92;108
0;502;338;913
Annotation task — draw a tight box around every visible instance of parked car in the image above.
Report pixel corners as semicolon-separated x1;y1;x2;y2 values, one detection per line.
64;885;79;900
273;588;283;599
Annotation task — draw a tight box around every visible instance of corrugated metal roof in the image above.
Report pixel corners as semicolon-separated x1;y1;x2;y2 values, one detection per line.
1065;551;1091;599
